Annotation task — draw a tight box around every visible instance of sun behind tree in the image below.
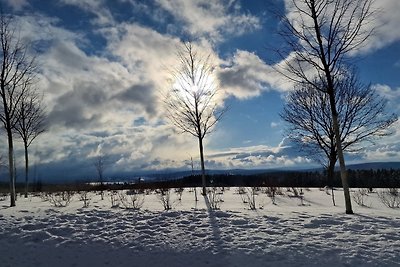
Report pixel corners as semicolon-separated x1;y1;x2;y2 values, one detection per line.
164;42;226;196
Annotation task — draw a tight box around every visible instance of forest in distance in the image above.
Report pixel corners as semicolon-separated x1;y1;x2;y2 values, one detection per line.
2;165;400;194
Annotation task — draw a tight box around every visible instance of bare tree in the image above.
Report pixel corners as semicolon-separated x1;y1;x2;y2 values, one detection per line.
0;13;36;206
276;0;376;214
93;154;108;200
281;70;397;205
14;90;46;198
164;42;226;195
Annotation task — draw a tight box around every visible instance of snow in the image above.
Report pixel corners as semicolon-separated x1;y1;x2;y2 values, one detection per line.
0;188;399;267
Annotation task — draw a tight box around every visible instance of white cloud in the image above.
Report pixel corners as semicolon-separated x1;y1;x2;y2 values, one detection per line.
218;50;292;99
373;84;400;102
15;14;82;47
156;0;260;42
360;0;400;53
357;137;400;163
206;138;314;169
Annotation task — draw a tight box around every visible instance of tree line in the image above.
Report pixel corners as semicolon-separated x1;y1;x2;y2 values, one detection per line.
177;169;400;189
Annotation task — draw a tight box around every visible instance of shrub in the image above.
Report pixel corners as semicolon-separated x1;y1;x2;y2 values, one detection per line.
175;188;184;202
48;191;74;207
79;191;91;208
188;187;198;202
352;188;369;207
207;187;222;210
264;187;277;205
118;190;145;210
241;187;258;210
157;188;173;210
378;188;400;208
39;192;50;202
109;191;119;208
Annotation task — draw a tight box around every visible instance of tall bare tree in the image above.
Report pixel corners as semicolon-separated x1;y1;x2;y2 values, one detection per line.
0;14;36;206
164;42;226;195
281;70;397;204
14;90;46;198
276;0;376;214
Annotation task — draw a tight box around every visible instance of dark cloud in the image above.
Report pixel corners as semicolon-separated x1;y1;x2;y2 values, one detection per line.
48;86;106;129
48;102;101;129
113;83;157;116
218;65;263;96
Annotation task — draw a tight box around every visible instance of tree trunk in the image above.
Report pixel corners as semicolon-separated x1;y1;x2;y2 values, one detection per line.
198;136;206;195
331;111;353;214
326;75;352;213
327;156;336;206
24;141;29;198
309;0;353;214
7;126;16;207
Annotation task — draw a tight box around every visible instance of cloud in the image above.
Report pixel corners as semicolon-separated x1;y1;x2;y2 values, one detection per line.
113;83;158;116
1;0;29;11
353;139;400;163
38;40;143;129
360;0;400;53
218;50;292;99
156;0;260;42
206;138;313;169
373;84;400;102
14;14;83;51
102;23;180;89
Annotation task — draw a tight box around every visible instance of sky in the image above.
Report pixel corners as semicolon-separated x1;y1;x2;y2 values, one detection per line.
0;0;400;181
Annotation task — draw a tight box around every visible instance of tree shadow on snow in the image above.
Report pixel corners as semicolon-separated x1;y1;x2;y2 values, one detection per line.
203;195;226;254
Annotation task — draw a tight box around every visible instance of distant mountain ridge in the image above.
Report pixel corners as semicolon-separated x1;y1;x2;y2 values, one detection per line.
345;161;400;170
5;161;399;184
112;161;400;183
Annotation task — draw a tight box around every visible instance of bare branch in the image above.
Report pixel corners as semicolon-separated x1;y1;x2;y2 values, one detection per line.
164;42;226;139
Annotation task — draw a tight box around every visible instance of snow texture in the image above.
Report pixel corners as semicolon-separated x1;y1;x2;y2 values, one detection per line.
0;188;399;267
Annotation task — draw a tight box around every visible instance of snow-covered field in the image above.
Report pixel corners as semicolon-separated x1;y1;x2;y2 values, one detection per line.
0;187;399;267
